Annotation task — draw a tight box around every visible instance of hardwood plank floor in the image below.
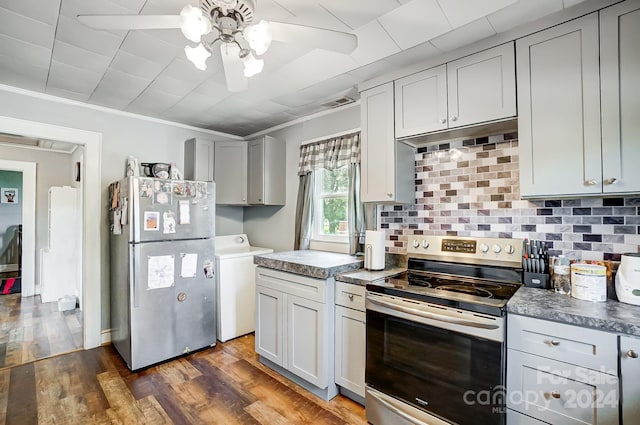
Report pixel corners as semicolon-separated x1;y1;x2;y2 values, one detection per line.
0;334;367;424
0;294;82;369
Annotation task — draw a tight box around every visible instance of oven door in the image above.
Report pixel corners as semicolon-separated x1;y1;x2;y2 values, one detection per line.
365;292;506;425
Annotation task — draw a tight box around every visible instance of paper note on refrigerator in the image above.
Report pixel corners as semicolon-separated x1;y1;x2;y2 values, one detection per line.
180;253;198;278
147;255;174;289
179;200;190;224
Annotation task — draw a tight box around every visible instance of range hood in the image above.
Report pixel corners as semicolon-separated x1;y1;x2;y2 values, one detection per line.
397;118;518;147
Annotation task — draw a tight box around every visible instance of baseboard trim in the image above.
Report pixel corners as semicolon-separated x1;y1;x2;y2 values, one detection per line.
101;329;112;345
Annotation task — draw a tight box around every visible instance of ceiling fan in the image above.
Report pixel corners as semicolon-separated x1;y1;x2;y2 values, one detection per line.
77;0;358;92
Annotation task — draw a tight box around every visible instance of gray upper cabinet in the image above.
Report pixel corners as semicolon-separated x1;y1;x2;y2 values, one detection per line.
183;138;214;181
247;136;285;205
361;82;415;204
518;4;640;198
394;43;516;139
600;0;640;194
394;65;447;137
517;14;601;198
214;141;248;205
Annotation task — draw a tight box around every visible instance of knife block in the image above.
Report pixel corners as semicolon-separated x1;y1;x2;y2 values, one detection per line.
524;272;550;289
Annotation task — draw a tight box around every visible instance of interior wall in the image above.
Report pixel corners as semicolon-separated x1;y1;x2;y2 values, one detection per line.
243;105;360;252
0;146;73;285
0;86;243;331
0;170;23;261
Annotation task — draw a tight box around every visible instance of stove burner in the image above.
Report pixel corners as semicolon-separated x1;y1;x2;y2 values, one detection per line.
435;285;494;298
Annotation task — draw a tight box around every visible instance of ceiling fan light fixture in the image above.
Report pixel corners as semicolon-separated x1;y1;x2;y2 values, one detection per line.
180;4;212;42
185;43;211;70
241;50;263;77
244;20;272;56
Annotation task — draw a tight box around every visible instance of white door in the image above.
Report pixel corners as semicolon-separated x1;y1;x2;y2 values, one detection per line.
287;294;327;388
360;82;395;203
394;65;447;137
254;284;284;366
600;1;640;194
447;43;516;128
334;305;365;397
517;14;601;197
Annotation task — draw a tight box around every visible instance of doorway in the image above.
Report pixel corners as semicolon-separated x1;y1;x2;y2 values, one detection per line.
0;116;102;353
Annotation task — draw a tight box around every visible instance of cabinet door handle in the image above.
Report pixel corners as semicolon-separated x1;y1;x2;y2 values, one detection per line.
605;178;617;185
551;391;561;399
440;118;447;124
450;116;458;122
546;340;560;346
585;179;598;186
627;350;639;359
387;192;393;198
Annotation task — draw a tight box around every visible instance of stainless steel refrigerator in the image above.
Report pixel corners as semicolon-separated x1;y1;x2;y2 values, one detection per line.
109;176;216;370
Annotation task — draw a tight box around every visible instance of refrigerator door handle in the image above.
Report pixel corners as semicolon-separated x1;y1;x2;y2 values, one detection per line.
131;245;139;308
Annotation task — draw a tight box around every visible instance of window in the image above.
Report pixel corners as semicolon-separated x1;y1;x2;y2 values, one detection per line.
312;165;349;242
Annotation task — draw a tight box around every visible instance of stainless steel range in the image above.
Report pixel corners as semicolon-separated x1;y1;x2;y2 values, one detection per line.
365;235;523;425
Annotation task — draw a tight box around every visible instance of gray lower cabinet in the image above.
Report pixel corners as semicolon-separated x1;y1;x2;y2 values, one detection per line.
334;282;365;401
255;267;337;400
507;314;619;424
620;335;640;425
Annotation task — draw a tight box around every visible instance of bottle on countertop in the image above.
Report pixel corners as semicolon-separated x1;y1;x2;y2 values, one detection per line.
552;255;571;295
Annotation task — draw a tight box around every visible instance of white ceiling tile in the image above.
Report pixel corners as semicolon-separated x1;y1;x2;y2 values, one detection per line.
162;58;220;84
350;20;401;66
378;0;452;49
563;0;586;8
254;0;296;21
140;0;194;15
0;53;48;90
384;41;441;68
89;69;152;108
164;92;224;115
262;0;351;31
0;0;61;26
51;40;112;74
430;18;496;52
320;0;402;30
139;28;188;49
45;86;92;102
47;60;103;94
120;31;181;66
56;15;125;57
146;73;200;98
108;0;147;13
253;100;291;115
487;0;564;33
296;74;358;101
347;60;398;82
191;79;230;100
59;0;141;18
0;6;56;49
436;0;517;28
110;50;166;79
126;89;182;115
0;33;51;69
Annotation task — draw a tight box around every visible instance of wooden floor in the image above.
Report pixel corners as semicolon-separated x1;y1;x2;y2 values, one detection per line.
0;334;367;425
0;294;83;369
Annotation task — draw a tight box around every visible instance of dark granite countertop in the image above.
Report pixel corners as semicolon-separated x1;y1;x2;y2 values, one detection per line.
253;250;363;279
336;267;406;286
507;287;640;337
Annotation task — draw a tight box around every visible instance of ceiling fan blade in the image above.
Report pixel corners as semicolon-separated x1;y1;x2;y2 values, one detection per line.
220;44;249;93
268;22;357;54
77;14;181;30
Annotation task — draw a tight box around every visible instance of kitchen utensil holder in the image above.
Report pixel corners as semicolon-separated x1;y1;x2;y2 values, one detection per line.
524;272;550;289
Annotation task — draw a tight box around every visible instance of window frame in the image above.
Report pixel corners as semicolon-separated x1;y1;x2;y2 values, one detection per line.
311;166;349;244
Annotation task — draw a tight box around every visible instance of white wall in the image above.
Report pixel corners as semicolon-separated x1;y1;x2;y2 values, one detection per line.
243;105;360;252
0;86;243;330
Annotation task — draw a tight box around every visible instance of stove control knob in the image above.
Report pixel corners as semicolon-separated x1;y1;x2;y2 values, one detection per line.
505;244;515;254
493;244;502;253
480;243;489;253
422;240;430;249
412;239;420;249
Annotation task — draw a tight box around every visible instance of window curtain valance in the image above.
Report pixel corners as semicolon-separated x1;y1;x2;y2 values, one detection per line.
297;132;360;175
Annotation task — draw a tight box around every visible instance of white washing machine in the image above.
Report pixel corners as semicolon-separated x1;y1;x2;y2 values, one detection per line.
215;234;273;342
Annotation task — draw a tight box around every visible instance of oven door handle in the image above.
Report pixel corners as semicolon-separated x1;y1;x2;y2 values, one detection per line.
367;296;499;330
367;388;432;425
